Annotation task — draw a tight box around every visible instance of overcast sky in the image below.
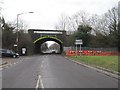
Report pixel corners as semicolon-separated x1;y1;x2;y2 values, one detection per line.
2;0;119;30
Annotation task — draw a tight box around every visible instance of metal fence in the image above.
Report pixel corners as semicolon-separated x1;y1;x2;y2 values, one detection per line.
64;47;118;52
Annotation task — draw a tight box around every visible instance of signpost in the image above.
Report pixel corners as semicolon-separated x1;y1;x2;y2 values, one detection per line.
75;39;83;56
14;44;17;52
14;44;17;47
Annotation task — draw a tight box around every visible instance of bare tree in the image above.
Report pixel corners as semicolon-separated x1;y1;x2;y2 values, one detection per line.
55;13;69;30
0;1;3;15
117;1;120;51
18;19;28;33
67;11;89;31
119;1;120;21
9;18;28;33
104;7;118;34
88;6;118;36
0;0;3;27
0;1;3;48
88;14;100;34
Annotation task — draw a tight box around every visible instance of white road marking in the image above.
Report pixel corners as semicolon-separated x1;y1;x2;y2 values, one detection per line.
0;68;2;71
39;75;44;89
35;75;44;90
41;65;43;68
42;60;44;64
13;63;17;65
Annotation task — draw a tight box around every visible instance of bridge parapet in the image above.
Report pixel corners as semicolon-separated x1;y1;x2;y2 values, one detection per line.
28;29;67;46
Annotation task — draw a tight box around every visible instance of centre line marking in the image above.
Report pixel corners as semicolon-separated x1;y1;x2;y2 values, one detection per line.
42;60;44;64
35;75;44;90
41;65;43;68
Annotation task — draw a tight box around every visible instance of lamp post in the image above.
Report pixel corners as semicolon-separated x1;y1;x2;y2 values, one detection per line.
16;12;33;53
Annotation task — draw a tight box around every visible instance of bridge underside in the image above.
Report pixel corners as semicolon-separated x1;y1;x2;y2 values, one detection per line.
34;37;63;54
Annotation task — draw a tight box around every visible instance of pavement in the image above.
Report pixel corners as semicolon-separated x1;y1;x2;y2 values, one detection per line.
0;57;23;70
1;55;119;88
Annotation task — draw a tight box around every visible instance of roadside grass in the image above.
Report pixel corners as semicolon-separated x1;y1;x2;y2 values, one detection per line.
69;56;119;72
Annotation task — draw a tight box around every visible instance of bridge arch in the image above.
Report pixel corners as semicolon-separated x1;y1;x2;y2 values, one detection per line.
33;36;63;54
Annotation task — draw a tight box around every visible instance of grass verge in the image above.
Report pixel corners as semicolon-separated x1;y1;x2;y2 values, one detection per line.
69;56;119;72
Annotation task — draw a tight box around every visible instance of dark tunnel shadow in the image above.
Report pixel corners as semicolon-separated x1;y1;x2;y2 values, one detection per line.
34;37;63;54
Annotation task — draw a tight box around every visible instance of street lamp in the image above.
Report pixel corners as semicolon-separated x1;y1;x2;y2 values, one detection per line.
16;12;33;53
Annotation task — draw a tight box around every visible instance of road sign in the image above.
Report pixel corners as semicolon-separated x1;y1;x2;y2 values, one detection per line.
75;39;83;56
22;48;26;55
14;44;17;47
75;39;83;45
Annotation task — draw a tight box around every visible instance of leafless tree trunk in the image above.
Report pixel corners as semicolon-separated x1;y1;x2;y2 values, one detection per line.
55;13;69;30
68;11;89;31
104;7;118;34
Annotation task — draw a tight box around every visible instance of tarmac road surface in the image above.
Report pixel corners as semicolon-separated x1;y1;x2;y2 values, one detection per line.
2;55;119;88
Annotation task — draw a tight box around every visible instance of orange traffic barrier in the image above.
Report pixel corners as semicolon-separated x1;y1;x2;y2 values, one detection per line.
66;50;120;56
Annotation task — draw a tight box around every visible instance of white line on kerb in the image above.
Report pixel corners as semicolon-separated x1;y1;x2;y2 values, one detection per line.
35;75;44;90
